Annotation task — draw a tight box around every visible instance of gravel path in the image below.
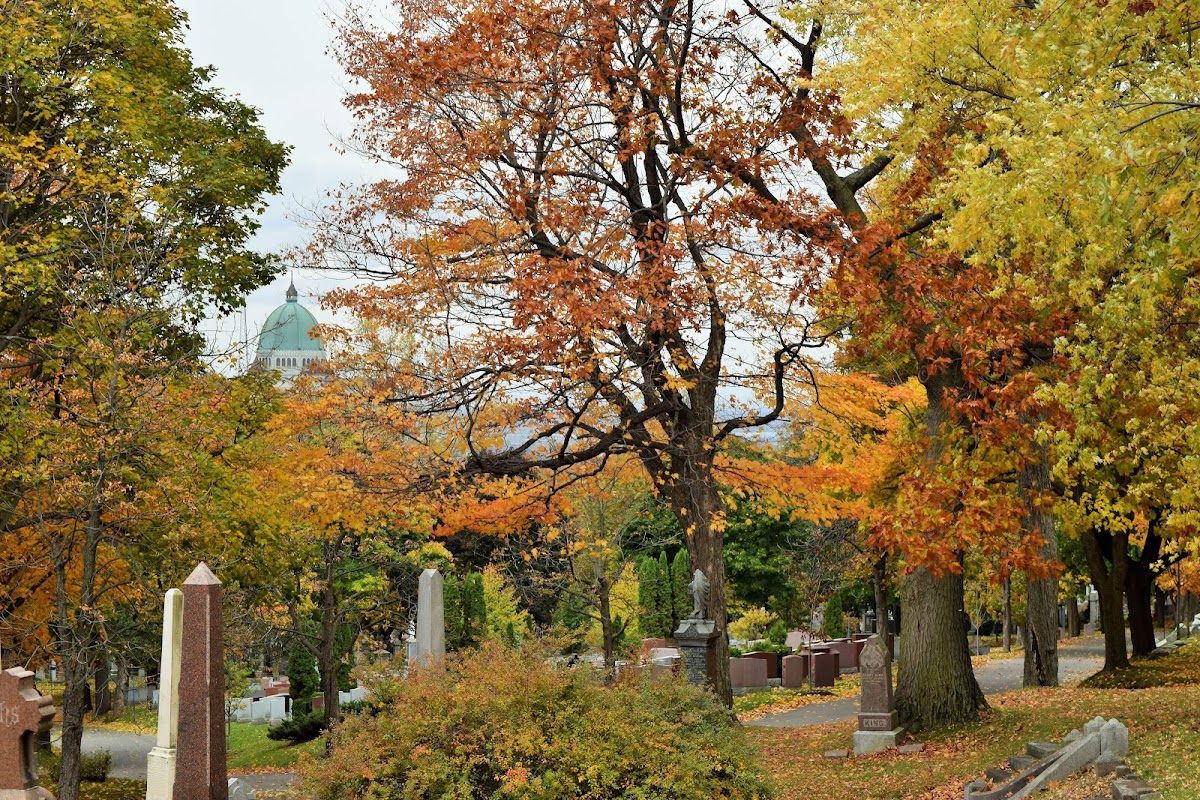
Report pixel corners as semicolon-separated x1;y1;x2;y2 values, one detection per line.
748;637;1110;728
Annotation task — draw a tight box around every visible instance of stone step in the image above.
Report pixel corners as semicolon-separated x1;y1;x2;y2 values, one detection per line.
984;767;1012;783
1008;754;1035;771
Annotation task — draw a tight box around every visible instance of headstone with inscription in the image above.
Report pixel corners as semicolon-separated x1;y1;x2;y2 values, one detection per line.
674;569;718;688
852;634;904;755
146;588;184;800
0;666;55;799
413;569;445;668
176;563;227;800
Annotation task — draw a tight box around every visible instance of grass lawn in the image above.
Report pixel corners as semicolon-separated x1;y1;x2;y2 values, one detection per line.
226;722;324;771
752;639;1200;800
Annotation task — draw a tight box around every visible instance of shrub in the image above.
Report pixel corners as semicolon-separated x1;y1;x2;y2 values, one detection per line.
766;620;787;646
729;607;777;642
41;749;111;783
306;642;773;799
80;750;112;782
824;593;845;640
267;710;327;744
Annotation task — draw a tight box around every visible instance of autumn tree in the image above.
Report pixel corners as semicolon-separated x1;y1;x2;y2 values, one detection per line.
811;0;1200;678
319;0;854;703
0;2;286;793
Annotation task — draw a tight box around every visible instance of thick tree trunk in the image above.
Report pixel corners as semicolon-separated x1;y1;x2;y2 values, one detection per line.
666;474;730;706
1018;438;1059;686
895;567;986;730
93;649;112;717
1001;577;1012;653
894;367;985;729
1126;530;1163;657
1082;528;1129;670
1126;566;1157;656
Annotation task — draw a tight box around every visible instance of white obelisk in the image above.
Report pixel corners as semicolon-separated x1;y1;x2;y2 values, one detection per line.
146;588;184;800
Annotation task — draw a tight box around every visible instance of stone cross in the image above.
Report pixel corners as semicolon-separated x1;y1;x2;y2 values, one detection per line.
413;569;445;667
857;634;898;732
176;563;227;800
146;588;184;800
0;666;55;795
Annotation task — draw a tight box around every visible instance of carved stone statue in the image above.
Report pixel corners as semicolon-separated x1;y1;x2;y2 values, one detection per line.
688;569;710;620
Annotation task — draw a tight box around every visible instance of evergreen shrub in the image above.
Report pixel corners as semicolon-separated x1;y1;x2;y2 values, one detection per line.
305;642;773;799
267;709;327;743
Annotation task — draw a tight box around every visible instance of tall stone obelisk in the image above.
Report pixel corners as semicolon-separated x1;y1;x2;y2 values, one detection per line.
413;569;445;668
145;588;183;800
176;563;226;800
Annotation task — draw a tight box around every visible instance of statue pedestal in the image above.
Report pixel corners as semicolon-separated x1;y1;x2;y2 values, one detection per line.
674;618;718;688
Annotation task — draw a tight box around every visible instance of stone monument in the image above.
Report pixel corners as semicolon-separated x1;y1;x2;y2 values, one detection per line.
852;634;904;755
413;569;445;668
176;563;226;800
0;666;55;800
146;588;184;800
674;568;718;688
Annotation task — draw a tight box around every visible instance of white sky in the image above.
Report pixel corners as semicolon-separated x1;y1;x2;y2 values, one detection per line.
179;0;382;364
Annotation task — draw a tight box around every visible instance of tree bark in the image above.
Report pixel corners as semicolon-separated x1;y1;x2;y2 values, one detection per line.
111;659;128;718
665;473;730;705
1081;528;1129;670
873;554;889;640
93;649;112;718
895;567;987;731
1067;592;1080;638
318;536;342;726
1001;577;1012;653
893;367;985;729
1126;528;1163;657
594;561;618;669
1018;442;1059;686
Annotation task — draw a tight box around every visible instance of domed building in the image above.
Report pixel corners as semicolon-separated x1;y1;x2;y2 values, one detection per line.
253;279;326;381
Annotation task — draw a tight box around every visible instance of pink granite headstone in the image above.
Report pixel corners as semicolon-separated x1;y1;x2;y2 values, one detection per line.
0;667;55;798
176;563;227;800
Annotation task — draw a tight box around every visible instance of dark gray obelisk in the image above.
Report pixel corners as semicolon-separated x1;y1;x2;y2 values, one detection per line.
175;563;226;800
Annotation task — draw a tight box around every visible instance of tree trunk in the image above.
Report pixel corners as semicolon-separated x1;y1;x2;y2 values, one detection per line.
873;554;889;640
318;537;342;726
1067;592;1080;638
1018;438;1059;687
1001;577;1012;653
1126;529;1163;657
1153;586;1167;630
58;659;88;800
1126;565;1157;656
893;367;985;730
666;475;730;706
111;659;128;718
595;562;617;669
1081;528;1129;670
895;567;986;731
93;649;112;718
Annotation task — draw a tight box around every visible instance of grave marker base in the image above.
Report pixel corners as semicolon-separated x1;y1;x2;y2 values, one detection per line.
853;727;905;756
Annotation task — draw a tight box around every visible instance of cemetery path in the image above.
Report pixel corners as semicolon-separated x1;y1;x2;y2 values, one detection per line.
67;728;299;790
748;638;1108;728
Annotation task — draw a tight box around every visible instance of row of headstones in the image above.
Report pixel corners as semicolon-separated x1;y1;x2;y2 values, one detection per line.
226;686;369;724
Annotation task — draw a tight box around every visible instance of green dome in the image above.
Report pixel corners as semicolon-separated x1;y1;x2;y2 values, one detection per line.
258;285;324;352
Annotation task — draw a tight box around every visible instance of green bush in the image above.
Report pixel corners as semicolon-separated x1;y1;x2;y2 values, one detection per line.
267;709;327;744
307;641;773;799
40;749;111;783
824;593;845;640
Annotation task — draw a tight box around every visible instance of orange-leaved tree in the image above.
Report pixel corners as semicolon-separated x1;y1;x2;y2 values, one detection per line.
316;0;850;703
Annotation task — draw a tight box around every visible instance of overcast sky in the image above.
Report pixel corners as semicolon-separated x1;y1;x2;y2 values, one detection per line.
179;0;381;363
